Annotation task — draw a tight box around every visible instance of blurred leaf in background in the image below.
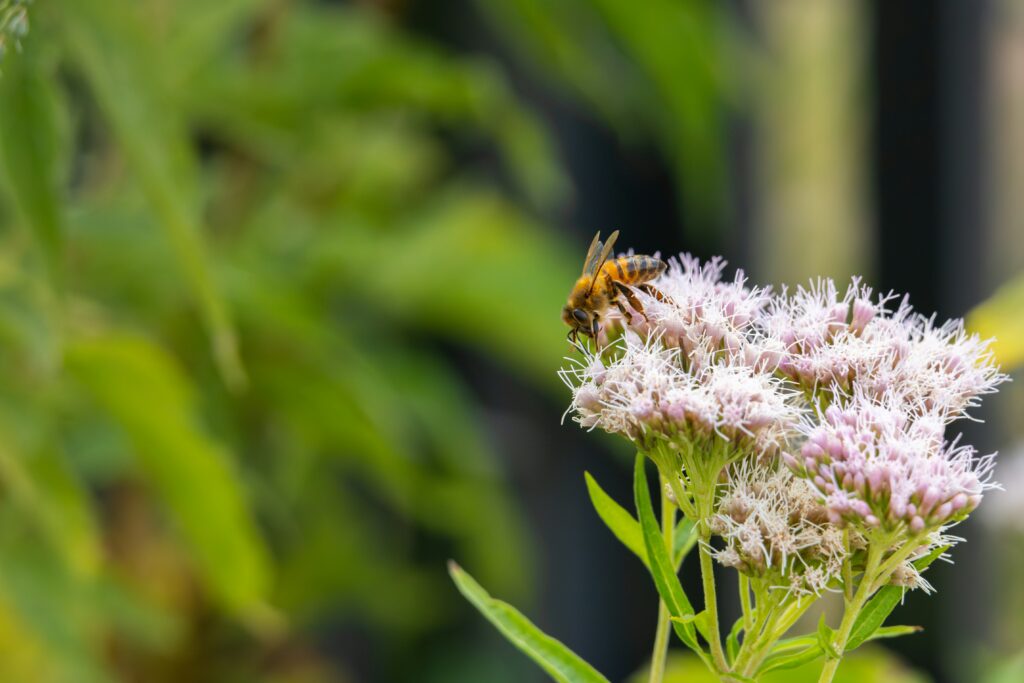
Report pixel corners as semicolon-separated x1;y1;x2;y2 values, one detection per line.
632;649;930;683
968;273;1024;371
475;0;728;232
0;0;578;679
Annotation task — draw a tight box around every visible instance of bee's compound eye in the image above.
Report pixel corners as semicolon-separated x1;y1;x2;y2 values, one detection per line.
572;308;589;324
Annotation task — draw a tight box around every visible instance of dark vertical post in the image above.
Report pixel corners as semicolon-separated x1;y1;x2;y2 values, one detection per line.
872;0;942;317
938;4;992;683
871;2;990;682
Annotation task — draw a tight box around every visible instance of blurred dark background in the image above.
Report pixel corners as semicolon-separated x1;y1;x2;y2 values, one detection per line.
0;1;1021;682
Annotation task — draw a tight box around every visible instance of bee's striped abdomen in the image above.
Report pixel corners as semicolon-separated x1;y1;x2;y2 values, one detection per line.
605;255;666;284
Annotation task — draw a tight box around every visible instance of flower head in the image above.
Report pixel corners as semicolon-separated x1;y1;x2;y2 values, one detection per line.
765;278;1006;421
561;332;799;455
711;463;854;596
784;390;996;533
630;255;772;370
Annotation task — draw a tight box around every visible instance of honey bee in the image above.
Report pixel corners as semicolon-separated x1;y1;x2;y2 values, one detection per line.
562;230;667;344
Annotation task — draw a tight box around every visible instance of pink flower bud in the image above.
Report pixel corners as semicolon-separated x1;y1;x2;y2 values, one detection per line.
851;299;876;333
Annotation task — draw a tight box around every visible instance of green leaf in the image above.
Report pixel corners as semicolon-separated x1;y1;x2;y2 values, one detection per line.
633;454;701;653
759;643;824;674
816;614;838;659
968;272;1024;370
673;517;698;567
0;30;66;278
65;334;272;621
767;634;817;653
53;0;244;387
585;471;647;566
448;562;610;683
726;615;743;665
865;625;922;641
845;545;948;652
671;610;711;643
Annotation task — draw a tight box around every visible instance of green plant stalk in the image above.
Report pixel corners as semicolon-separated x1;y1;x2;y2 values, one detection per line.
665;438;733;676
739;574;753;633
816;569;876;682
730;583;782;674
817;532;927;683
648;473;676;683
738;594;815;677
698;539;728;673
730;586;772;674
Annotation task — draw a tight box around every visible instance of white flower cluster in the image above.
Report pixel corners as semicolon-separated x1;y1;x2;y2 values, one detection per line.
562;253;1007;569
628;256;773;371
560;333;799;455
764;279;1004;421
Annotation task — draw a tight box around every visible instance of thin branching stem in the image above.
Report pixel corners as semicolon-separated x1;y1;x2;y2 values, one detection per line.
648;473;676;683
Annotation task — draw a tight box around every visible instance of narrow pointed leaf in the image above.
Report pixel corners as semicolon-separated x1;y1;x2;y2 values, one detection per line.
673;517;698;567
865;625;922;641
845;545;948;651
448;562;610;683
768;634;817;653
726;615;744;665
584;471;647;567
816;614;839;659
633;454;700;653
759;643;824;674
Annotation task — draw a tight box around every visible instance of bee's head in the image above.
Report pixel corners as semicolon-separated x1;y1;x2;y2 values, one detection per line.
562;305;598;342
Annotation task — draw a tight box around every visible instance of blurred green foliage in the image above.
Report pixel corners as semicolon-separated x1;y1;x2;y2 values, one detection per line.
633;649;929;683
0;0;583;679
476;0;728;227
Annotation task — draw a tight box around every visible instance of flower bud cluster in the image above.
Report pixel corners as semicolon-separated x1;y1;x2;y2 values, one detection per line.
783;392;995;533
710;464;856;597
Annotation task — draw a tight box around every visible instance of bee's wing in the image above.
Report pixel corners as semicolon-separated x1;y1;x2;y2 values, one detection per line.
581;231;604;277
586;230;619;292
596;230;619;269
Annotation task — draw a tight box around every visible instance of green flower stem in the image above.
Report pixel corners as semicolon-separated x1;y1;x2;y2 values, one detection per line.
841;530;854;602
648;473;676;683
816;539;884;683
816;586;871;683
817;532;927;683
739;574;753;633
738;595;815;677
730;586;781;674
698;531;729;673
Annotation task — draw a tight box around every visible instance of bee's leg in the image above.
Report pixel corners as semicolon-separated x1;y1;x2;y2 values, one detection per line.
613;280;646;317
639;283;672;304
